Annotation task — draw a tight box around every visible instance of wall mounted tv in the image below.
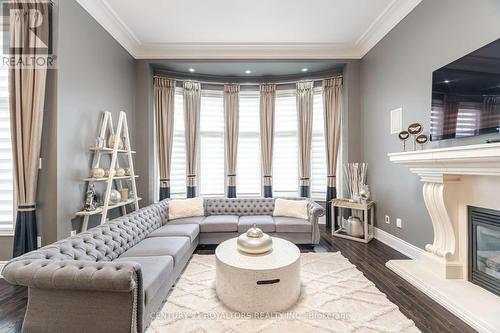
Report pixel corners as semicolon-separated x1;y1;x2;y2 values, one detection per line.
430;38;500;141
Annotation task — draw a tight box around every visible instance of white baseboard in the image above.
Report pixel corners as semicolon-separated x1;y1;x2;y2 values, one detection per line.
374;227;425;259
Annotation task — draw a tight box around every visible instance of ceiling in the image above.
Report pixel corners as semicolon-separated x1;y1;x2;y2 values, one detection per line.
76;0;422;59
151;60;346;79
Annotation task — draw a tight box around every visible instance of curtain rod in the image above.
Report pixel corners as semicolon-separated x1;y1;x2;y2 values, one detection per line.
152;74;342;86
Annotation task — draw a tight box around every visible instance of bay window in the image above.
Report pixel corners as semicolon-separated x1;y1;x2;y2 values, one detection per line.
237;91;261;196
311;87;327;199
199;91;225;196
273;90;299;197
164;83;334;201
170;89;186;198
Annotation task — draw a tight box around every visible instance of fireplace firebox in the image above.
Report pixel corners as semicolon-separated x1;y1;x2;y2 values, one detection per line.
468;206;500;296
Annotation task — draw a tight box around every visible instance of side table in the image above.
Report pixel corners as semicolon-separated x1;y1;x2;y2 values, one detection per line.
331;198;375;243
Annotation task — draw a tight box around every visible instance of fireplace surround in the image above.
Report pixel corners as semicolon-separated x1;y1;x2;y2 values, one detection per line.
388;142;500;333
469;206;500;297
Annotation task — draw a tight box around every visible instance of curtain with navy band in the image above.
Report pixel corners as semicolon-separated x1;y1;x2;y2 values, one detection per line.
154;77;176;200
224;84;240;198
323;77;343;229
183;81;201;198
259;84;276;198
296;81;314;198
10;0;49;257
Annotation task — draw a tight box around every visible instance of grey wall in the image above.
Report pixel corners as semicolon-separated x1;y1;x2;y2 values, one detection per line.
56;0;136;239
360;0;500;248
134;61;155;206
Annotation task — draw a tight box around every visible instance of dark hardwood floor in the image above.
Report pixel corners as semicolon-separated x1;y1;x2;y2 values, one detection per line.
0;225;476;333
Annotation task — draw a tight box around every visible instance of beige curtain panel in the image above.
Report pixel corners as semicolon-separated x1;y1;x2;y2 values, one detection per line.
259;84;276;198
183;81;201;198
224;84;240;198
296;81;314;198
10;0;49;256
323;77;343;228
154;77;176;200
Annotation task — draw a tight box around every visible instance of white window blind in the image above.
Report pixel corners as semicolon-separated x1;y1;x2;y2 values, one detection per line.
237;91;261;196
0;33;14;230
199;91;225;197
311;88;327;199
170;89;186;198
274;90;298;197
456;102;481;138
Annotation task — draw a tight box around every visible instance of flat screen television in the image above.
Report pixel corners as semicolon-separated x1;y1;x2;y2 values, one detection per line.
430;38;500;141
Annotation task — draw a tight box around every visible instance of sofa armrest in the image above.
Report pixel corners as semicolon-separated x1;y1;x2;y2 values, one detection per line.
2;259;140;292
308;201;325;244
308;201;325;219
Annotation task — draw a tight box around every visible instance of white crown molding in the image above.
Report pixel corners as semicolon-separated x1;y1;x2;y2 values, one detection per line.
75;0;141;56
76;0;422;59
356;0;423;57
134;42;362;60
374;227;424;259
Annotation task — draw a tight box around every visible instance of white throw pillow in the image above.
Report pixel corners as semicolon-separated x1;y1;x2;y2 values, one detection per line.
168;197;204;220
273;198;309;220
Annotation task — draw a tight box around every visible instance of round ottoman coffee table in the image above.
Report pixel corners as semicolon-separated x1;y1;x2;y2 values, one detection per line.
215;237;301;313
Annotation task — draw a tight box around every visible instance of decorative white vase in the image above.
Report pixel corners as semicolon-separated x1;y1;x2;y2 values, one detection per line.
109;189;121;204
91;167;105;178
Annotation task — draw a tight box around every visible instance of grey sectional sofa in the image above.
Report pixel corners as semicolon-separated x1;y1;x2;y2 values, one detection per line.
2;197;324;333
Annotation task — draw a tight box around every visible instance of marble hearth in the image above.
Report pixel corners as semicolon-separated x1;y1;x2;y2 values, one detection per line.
388;142;500;333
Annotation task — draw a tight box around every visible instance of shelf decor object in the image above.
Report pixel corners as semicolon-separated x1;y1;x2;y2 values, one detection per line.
76;111;140;231
331;198;375;243
416;134;429;149
407;123;423;150
398;130;410;151
344;162;368;203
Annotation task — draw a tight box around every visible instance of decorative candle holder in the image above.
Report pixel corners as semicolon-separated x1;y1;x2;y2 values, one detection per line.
398;130;410;152
408;123;423;150
416;134;429;150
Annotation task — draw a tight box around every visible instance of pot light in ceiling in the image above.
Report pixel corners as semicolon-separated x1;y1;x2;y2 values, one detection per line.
188;68;196;73
444;80;450;84
244;70;252;74
301;68;309;72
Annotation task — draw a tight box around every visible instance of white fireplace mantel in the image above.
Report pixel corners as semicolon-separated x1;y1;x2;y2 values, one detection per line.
387;142;500;333
389;142;500;181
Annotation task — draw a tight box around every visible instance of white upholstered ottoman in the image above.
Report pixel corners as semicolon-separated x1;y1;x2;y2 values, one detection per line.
215;237;301;313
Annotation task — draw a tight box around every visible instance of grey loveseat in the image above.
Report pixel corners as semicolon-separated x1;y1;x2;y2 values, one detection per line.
2;197;324;333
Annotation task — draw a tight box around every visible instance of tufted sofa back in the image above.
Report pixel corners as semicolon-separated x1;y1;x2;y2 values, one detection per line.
204;198;275;216
9;203;166;264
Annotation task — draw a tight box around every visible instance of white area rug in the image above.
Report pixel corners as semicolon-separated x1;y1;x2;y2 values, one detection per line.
147;253;420;333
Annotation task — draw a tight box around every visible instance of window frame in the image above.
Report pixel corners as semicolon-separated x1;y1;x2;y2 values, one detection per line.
198;89;226;197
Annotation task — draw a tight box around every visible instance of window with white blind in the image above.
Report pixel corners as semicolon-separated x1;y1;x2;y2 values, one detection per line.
311;88;327;199
237;91;261;196
199;91;225;197
0;32;14;231
273;90;298;197
170;89;186;198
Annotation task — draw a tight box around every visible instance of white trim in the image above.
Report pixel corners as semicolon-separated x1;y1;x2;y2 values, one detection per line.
133;42;361;60
75;0;422;59
374;227;425;260
75;0;141;56
0;261;7;279
387;259;500;333
356;0;423;57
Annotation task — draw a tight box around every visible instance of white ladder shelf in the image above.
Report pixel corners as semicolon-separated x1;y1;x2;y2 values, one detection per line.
76;111;140;231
